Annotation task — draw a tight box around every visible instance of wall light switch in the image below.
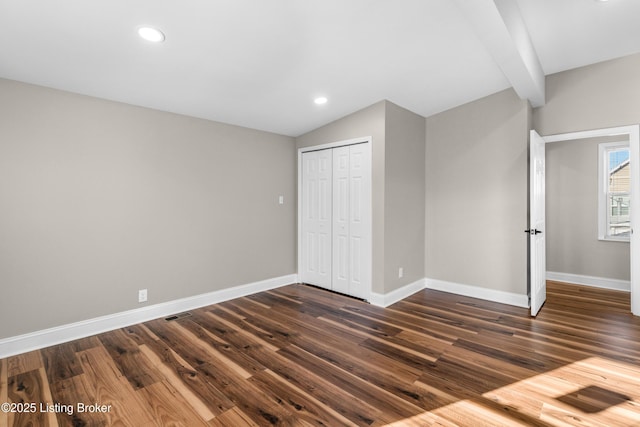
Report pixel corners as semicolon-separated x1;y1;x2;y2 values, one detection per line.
279;195;284;205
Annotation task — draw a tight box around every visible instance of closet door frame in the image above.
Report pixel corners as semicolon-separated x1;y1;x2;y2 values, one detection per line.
297;136;373;301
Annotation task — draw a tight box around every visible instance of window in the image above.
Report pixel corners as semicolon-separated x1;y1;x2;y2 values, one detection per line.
599;141;630;241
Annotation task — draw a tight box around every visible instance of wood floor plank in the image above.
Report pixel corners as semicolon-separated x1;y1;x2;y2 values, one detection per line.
247;369;358;427
220;294;432;392
212;301;305;350
277;343;424;424
440;342;539;385
139;344;216;422
171;321;254;379
6;350;43;378
194;361;296;427
267;284;348;309
2;281;640;426
136;380;210;426
285;329;451;411
48;373;105;427
40;342;84;385
199;310;281;353
222;296;367;350
215;330;389;426
208;407;260;427
142;319;238;415
432;398;547;427
178;319;265;378
186;308;389;425
359;336;438;370
76;346;158;426
139;335;234;417
293;320;423;383
7;368;57;427
98;328;163;390
515;322;640;365
270;348;397;426
319;306;405;338
452;337;559;373
338;302;477;343
67;335;102;353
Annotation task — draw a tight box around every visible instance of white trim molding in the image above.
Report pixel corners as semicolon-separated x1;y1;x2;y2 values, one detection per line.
424;278;529;308
297;136;373;154
370;277;529;309
546;271;630;292
0;274;297;359
369;278;426;307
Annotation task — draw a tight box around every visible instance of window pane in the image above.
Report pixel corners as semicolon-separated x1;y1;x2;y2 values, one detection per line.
599;142;631;241
608;194;630;237
608;148;630;193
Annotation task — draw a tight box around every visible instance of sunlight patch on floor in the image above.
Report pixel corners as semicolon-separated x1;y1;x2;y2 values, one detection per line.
384;357;640;427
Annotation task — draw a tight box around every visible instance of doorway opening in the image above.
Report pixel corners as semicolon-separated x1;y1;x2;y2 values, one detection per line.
531;125;640;316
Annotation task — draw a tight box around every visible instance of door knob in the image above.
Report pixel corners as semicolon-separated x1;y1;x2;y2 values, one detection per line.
524;229;543;235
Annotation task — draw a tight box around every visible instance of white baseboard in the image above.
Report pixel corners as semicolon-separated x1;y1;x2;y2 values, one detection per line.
369;278;426;307
369;277;529;308
546;271;630;292
424;278;529;308
0;274;297;359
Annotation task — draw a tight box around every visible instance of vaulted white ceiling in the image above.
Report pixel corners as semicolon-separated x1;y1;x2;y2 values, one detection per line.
1;0;639;136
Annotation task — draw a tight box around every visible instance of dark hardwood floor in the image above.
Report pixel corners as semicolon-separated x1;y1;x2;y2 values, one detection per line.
2;280;640;426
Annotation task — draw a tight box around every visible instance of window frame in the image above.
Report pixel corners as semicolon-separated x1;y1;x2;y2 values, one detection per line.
598;141;631;242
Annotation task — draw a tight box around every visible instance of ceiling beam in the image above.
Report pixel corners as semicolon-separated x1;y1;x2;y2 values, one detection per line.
455;0;545;107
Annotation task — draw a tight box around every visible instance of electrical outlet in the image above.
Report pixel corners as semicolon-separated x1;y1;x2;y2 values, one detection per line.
279;195;284;205
398;267;404;278
138;289;148;303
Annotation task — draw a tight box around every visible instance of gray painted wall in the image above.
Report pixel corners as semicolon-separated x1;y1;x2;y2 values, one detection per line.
546;136;630;280
0;79;296;339
534;53;640;136
425;89;530;295
384;102;426;289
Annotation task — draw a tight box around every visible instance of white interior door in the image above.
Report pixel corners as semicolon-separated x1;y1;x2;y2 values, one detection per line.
530;130;546;316
300;149;332;289
630;127;640;316
331;143;371;299
345;143;371;299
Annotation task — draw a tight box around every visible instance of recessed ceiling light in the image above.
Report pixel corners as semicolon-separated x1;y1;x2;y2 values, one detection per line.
314;97;328;105
138;27;165;43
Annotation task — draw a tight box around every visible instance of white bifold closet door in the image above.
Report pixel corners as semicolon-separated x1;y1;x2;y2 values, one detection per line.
300;142;371;300
301;148;333;290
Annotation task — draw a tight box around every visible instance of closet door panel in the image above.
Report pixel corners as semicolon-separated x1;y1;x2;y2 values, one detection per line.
332;146;350;294
301;150;332;289
317;152;332;282
347;143;371;299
